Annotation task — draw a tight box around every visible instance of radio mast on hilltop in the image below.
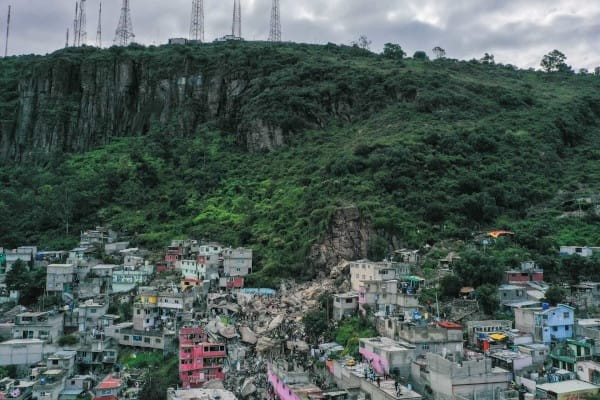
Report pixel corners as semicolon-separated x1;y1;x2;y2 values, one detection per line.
73;0;87;46
232;0;241;38
190;0;204;42
114;0;135;46
96;2;102;47
268;0;281;42
4;5;10;58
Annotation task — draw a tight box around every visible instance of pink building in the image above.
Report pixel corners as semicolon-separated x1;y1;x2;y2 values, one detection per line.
268;362;322;400
179;327;226;388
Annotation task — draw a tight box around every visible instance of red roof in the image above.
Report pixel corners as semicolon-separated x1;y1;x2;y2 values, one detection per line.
437;321;463;330
97;377;122;390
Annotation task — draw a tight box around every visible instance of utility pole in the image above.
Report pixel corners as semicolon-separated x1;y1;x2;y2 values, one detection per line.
96;2;102;47
190;0;204;42
268;0;281;42
114;0;135;46
232;0;241;38
4;5;11;58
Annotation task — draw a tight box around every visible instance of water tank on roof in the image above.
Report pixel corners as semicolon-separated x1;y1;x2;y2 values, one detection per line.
542;303;549;310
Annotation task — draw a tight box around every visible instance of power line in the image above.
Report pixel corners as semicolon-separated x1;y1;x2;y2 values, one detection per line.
232;0;241;39
114;0;135;46
268;0;281;42
190;0;204;42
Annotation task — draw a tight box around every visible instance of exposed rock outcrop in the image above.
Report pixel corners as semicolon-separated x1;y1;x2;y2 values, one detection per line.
308;206;374;275
0;45;398;163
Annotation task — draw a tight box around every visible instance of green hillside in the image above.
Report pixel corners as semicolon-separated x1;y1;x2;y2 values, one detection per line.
1;42;600;285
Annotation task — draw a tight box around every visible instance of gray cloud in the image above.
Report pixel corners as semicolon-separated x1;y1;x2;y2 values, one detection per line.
1;0;599;70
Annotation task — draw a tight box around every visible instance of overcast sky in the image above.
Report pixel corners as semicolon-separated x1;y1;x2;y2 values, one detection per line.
2;0;600;70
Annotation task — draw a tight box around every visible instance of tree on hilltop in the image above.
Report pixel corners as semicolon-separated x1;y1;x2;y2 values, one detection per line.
541;50;571;73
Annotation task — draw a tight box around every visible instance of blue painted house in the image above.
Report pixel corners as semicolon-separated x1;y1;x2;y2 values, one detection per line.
534;304;574;343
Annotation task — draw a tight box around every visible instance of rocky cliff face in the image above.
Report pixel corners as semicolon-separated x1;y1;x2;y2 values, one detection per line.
0;44;391;163
1;55;251;161
308;206;375;275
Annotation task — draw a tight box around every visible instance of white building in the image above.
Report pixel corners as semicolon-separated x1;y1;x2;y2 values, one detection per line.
0;339;48;366
349;260;411;291
223;247;253;277
46;264;75;293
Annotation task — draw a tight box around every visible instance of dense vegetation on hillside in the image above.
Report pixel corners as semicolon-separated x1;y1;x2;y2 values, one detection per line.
1;42;600;286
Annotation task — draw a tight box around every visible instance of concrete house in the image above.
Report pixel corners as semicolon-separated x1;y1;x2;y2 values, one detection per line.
411;353;511;400
466;320;513;345
47;350;77;376
0;338;49;366
392;322;464;357
499;285;527;306
576;360;600;385
77;299;109;333
12;311;63;343
223;247;253;277
358;279;419;317
333;292;359;320
505;261;544;284
46;264;75;293
358;336;416;376
559;246;594;257
93;375;123;400
549;337;595;372
32;368;68;400
181;259;206;281
515;304;574;343
350;260;411;291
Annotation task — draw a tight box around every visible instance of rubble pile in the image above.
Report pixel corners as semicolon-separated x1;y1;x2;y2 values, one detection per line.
203;276;340;398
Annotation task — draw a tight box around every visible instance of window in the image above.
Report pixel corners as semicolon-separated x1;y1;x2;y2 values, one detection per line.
144;337;151;343
345;298;354;304
52;359;59;365
90;308;97;313
123;335;129;341
156;338;161;344
422;344;430;350
565;326;570;331
552;327;558;332
563;312;570;319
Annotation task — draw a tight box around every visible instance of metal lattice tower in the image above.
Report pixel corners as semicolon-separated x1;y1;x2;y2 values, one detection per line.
4;5;10;57
74;0;87;46
96;2;102;47
190;0;204;42
268;0;281;42
114;0;135;46
72;0;87;47
232;0;241;38
72;2;78;46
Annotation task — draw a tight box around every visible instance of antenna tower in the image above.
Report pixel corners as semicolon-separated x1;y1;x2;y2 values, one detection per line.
4;5;10;58
96;2;102;47
190;0;204;42
66;28;70;48
114;0;135;46
232;0;241;38
72;0;87;46
73;2;78;46
78;0;87;46
268;0;281;42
